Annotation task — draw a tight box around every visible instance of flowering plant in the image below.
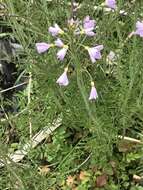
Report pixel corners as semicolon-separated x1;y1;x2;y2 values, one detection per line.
36;15;104;101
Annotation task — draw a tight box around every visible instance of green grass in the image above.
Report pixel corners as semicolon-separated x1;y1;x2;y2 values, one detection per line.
1;0;143;189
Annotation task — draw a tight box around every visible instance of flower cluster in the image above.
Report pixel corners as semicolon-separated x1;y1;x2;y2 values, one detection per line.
35;16;102;101
75;16;96;36
35;4;143;102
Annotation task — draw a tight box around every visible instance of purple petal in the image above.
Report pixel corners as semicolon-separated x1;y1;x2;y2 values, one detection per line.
105;0;116;9
55;38;64;47
84;29;95;36
88;46;103;63
134;21;143;37
95;45;104;51
56;71;69;86
84;16;90;23
89;86;98;100
83;16;95;29
94;50;102;60
48;24;63;36
89;54;96;63
48;27;58;36
36;43;50;54
57;48;68;61
136;21;143;29
88;48;96;63
135;30;143;37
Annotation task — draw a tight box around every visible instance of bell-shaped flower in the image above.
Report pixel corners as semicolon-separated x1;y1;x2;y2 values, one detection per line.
89;82;98;100
81;16;96;36
83;16;95;30
36;42;52;54
48;24;64;36
105;0;116;9
85;45;104;63
55;39;68;61
55;38;64;47
56;68;69;86
57;46;68;60
134;21;143;37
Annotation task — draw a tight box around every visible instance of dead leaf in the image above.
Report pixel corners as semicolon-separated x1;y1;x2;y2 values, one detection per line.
72;188;78;190
66;175;75;187
38;165;50;175
118;139;140;152
79;170;90;182
96;174;108;188
133;174;142;183
110;161;116;168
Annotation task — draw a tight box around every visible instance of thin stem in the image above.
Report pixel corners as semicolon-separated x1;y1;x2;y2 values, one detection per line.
83;69;93;82
64;153;92;175
27;72;32;139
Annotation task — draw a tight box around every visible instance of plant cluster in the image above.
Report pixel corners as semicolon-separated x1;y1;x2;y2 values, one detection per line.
1;0;143;189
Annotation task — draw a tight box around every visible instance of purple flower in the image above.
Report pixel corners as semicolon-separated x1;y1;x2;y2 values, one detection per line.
82;16;96;36
134;21;143;37
105;0;116;9
83;29;95;36
55;39;68;60
89;82;98;100
85;45;104;63
57;45;68;60
48;24;64;36
36;42;52;54
56;68;69;86
55;38;64;47
83;16;95;30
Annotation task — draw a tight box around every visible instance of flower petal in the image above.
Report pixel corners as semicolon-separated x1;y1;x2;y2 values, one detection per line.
55;38;64;47
105;0;116;9
89;86;98;100
56;70;69;86
36;43;50;53
57;48;68;60
48;24;63;36
84;29;95;36
83;16;95;29
134;21;143;37
95;45;104;51
87;45;103;63
136;21;143;29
